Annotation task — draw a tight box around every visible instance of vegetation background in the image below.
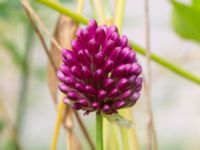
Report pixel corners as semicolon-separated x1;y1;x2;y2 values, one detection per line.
0;0;200;150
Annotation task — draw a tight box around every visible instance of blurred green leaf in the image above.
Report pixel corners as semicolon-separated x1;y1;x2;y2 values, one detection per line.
171;0;200;43
192;0;200;9
0;0;24;21
0;119;5;132
0;38;23;68
1;138;20;150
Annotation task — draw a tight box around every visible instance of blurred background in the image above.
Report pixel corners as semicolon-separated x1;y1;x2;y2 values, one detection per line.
0;0;200;150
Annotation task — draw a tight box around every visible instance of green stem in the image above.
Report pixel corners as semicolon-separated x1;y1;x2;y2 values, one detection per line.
96;113;103;150
132;43;200;85
37;0;88;24
36;0;200;85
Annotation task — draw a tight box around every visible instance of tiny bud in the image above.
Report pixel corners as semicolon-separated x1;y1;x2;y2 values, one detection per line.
95;27;106;44
94;69;104;80
117;78;129;89
85;85;96;94
88;19;98;34
68;91;80;101
71;66;82;79
79;98;89;107
58;83;69;93
119;89;132;99
109;88;119;98
103;78;114;89
98;89;107;100
103;104;112;114
113;100;126;109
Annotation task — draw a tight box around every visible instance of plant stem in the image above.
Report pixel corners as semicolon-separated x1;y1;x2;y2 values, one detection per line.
36;0;200;86
37;0;88;24
96;113;103;150
51;96;67;150
114;0;126;33
132;43;200;85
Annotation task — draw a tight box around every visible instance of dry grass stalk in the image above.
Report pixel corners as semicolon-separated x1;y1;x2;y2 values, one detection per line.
144;0;158;149
21;1;94;149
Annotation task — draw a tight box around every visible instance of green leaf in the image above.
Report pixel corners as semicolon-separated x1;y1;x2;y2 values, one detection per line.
192;0;200;9
171;0;200;43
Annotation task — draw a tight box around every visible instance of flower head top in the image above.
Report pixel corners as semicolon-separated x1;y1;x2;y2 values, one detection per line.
58;19;142;115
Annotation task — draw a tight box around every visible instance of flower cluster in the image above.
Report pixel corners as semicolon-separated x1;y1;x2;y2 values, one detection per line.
58;19;142;114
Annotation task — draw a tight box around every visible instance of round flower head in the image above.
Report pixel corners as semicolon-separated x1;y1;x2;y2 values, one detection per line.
58;19;142;114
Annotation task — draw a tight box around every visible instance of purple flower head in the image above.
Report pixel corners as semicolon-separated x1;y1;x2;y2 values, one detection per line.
58;19;143;115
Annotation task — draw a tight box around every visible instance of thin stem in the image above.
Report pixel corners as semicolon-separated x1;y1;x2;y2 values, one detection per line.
36;0;200;85
96;113;103;150
22;2;95;149
114;0;126;33
144;0;157;149
37;0;88;24
131;43;200;85
51;96;67;150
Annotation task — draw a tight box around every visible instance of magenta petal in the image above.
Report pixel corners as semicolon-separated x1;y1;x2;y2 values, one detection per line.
71;66;82;79
67;91;80;101
94;69;104;80
72;40;82;52
94;52;104;67
85;85;96;94
117;78;129;89
58;83;69;93
78;49;91;66
75;82;85;92
79;98;89;107
119;89;132;99
120;35;128;47
88;38;99;54
97;89;107;100
82;66;92;79
92;102;100;109
102;40;115;56
103;59;114;73
109;88;119;98
103;104;112;113
72;103;82;110
113;100;126;109
64;76;76;87
95;27;106;44
103;78;114;89
57;71;65;82
88;19;98;34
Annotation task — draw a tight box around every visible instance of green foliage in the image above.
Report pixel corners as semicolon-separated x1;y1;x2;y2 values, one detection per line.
170;0;200;43
192;0;200;9
0;38;23;69
1;138;19;150
0;119;5;132
0;0;25;22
